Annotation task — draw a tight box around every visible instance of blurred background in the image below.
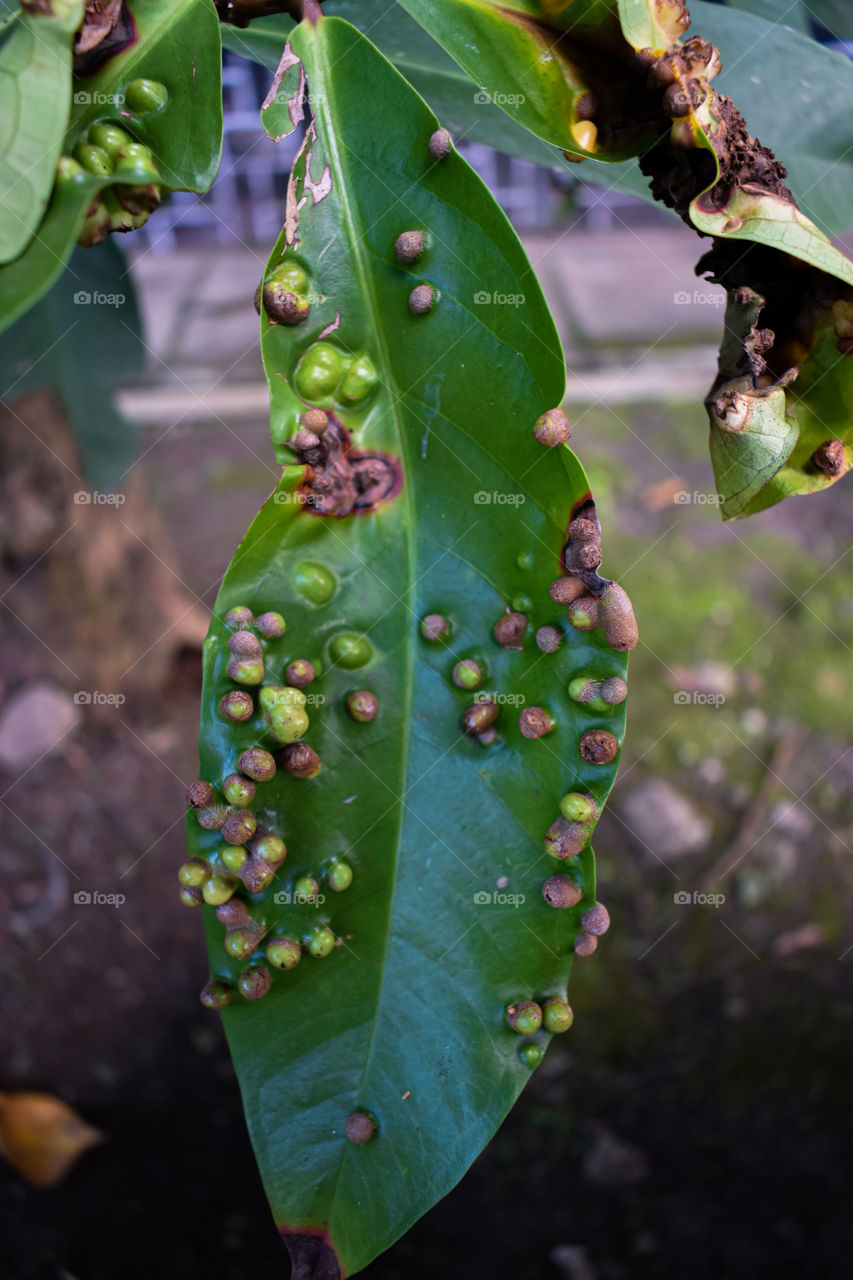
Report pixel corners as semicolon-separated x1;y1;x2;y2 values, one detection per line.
2;33;853;1280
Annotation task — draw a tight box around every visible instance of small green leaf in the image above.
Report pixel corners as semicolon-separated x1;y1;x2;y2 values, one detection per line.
0;0;84;263
189;17;630;1276
617;0;690;50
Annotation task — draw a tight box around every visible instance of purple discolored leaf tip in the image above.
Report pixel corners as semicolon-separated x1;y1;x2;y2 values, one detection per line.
280;1231;342;1280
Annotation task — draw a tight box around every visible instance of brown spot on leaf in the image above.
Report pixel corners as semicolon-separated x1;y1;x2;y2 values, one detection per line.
281;1232;342;1280
291;414;402;517
811;439;845;477
73;1;134;77
579;729;619;765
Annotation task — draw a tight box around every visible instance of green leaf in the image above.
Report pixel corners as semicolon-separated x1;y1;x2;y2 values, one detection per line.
719;0;810;34
0;238;143;489
188;16;629;1276
0;0;84;264
0;0;222;335
616;0;690;50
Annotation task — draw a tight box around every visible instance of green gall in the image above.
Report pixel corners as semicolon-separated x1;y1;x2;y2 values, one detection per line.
226;658;264;686
599;583;639;653
574;932;598;957
567;676;608;714
56;155;86;183
267;260;309;293
408;284;436;315
506;1000;543;1035
280;742;322;779
329;632;373;669
544;818;588;860
263;281;310;326
241;859;277;894
307;925;336;958
293;561;337;606
581;903;610;936
218;690;254;722
199;979;232;1010
253;834;286;866
559;792;597;823
266;704;310;745
267;936;302;970
221;810;257;846
178;859;210;888
202;875;238;906
452;659;484;690
600;676;628;707
186;780;216;809
294;875;320;902
346;690;378;722
225;925;264;960
125;78;168;114
338;354;379;404
345;1111;377;1145
114;145;158;180
327;860;353;892
87;124;132;157
533;408;571;446
197;804;230;831
428;128;452;159
579;729;619;765
541;874;582;909
493;611;527;649
179;885;204;908
519;1042;543;1069
294;342;346;404
255;611;286;639
228;630;262;660
74;143;113;176
216;899;250;928
536;626;562;653
420;613;449;641
226;605;253;629
223;774;256;808
568;598;601;631
220;846;249;874
285;659;315;688
462;698;498;736
259;684;306;711
239;965;272;1000
549;577;586;605
542;997;574;1033
395;230;425;263
300;408;328;435
519;707;554;740
238;748;276;782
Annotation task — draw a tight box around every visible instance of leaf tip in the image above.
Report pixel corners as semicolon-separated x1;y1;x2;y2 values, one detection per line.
280;1230;343;1280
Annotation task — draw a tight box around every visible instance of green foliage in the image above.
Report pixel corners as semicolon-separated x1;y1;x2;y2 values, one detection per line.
0;238;142;488
188;17;628;1275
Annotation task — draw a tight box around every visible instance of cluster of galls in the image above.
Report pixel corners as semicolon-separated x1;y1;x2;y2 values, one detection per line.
187;603;372;1006
57;80;168;245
